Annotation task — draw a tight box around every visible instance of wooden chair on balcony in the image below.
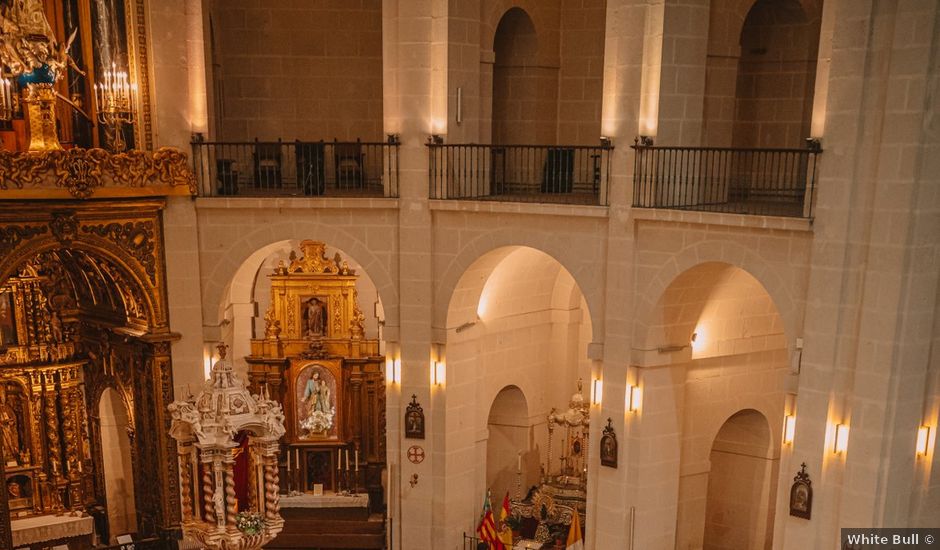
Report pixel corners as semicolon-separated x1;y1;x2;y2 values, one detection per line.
253;140;283;188
334;141;364;189
216;158;239;196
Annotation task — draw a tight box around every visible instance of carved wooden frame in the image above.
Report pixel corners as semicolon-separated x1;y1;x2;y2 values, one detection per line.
0;199;180;537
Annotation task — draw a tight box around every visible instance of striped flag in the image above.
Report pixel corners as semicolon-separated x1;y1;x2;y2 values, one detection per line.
476;490;505;550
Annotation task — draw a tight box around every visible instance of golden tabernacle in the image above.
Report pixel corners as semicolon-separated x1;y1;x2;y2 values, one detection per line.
246;240;386;510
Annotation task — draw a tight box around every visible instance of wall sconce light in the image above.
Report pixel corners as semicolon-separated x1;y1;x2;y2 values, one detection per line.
626;384;641;413
429;134;444;145
409;473;419;488
387;357;401;385
591;379;603;406
431;361;445;386
599;136;612;148
386;133;400;144
833;423;849;454
916;425;931;457
637;135;654;147
783;414;796;445
805;137;822;152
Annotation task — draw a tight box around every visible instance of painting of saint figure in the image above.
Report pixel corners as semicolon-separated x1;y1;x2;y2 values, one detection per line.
296;364;337;439
0;291;16;346
302;296;328;338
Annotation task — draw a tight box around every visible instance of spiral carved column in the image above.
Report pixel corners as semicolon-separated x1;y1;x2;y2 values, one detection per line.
202;461;215;524
178;445;194;522
224;463;237;527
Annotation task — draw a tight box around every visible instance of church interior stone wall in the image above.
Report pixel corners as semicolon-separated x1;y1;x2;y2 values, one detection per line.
0;0;937;549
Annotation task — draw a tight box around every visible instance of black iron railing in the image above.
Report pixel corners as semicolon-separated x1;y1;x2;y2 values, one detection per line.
192;139;400;198
463;532;484;550
631;142;821;218
428;143;611;205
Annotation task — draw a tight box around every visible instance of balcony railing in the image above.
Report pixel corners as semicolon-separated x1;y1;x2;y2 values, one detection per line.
428;143;611;205
191;139;399;198
631;142;821;218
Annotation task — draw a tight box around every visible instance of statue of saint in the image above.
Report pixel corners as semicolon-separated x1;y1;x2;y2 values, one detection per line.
299;370;334;435
303;297;327;338
0;390;20;465
303;372;331;414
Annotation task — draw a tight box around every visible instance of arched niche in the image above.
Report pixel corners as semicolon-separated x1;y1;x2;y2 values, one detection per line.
486;385;530;503
703;409;777;550
492;7;557;144
98;387;137;543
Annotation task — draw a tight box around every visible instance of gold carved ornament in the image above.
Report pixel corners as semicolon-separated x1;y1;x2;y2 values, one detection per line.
0;147;196;199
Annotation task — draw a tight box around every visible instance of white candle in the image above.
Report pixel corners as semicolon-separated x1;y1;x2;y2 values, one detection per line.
355;450;359;472
345;450;349;471
517;453;522;472
287;449;291;472
338;449;342;470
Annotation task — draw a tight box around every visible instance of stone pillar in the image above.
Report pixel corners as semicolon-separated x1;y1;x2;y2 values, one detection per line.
594;1;652;549
782;1;940;548
383;0;447;546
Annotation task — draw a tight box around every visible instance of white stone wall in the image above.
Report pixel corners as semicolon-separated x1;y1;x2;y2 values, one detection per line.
146;0;940;549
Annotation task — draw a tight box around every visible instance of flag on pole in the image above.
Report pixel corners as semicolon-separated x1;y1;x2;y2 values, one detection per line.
566;507;584;550
476;490;504;550
497;491;514;546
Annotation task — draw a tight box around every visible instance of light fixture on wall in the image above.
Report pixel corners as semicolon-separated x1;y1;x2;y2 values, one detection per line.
783;414;796;445
431;360;446;386
833;423;849;454
637;135;654;147
599;136;612;148
429;134;444;145
387;357;401;385
626;384;641;413
591;379;603;406
916;425;931;457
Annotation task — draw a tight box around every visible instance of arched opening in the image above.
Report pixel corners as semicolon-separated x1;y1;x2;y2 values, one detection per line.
492;8;554;145
703;0;822;147
732;0;820;147
703;409;776;549
440;246;593;549
642;262;787;549
0;224;174;544
98;387;137;543
486;386;530;504
218;239;386;377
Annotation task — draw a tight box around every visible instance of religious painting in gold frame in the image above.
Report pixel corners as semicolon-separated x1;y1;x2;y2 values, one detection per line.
289;359;342;441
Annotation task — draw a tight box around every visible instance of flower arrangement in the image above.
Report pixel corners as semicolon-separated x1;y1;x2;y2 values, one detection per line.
235;511;266;535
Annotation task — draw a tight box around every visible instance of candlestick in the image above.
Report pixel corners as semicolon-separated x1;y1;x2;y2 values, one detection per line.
517;452;522;472
287;448;291;472
355;449;359;472
338;449;342;470
345;449;349;471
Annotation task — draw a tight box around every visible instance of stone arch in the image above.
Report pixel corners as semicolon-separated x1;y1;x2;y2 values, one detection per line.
702;408;777;549
201;222;398;329
486;385;530;504
481;1;551;59
633;240;798;352
490;5;557;144
435;236;603;343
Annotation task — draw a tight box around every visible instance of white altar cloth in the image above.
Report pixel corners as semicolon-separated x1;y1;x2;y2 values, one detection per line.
11;514;94;548
279;492;369;508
